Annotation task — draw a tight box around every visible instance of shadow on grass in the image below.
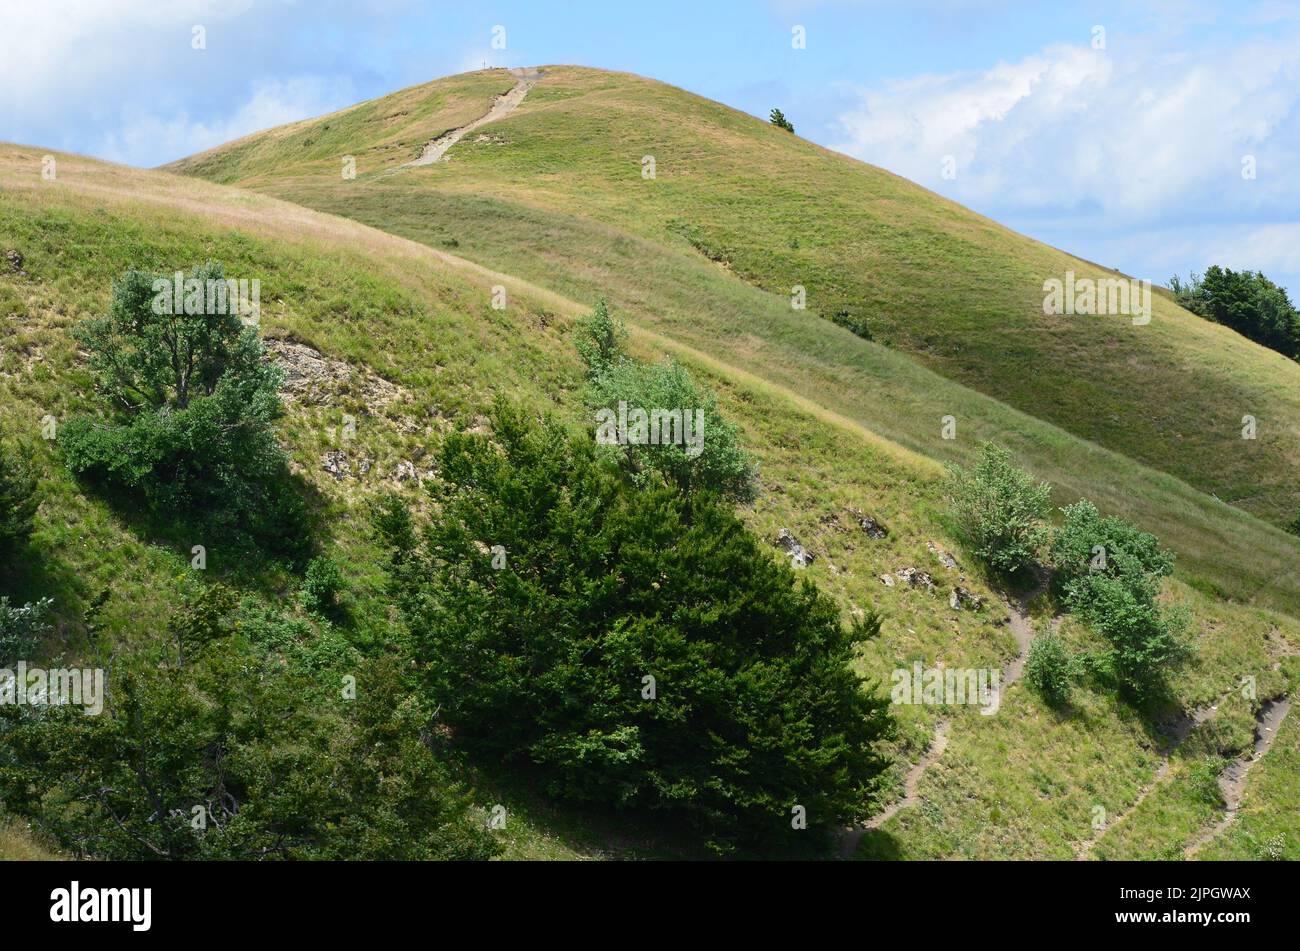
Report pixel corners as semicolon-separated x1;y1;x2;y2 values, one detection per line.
73;466;329;596
852;828;905;860
0;540;102;660
446;752;847;861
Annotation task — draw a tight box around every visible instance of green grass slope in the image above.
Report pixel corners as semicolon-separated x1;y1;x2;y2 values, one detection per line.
0;145;1013;858
167;67;1300;617
170;65;1300;536
5;144;1298;860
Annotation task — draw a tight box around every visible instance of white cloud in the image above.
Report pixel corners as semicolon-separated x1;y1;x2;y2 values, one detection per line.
0;1;256;122
97;76;358;167
830;34;1300;223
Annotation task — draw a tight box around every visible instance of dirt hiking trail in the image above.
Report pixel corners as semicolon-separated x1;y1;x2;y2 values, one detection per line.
841;578;1051;857
403;68;538;168
1184;696;1292;858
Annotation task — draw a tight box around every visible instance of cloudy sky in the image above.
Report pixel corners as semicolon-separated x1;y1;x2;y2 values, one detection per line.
2;0;1297;296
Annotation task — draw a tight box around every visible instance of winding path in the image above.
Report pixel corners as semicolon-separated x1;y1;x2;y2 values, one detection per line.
1184;696;1292;858
1080;628;1297;860
841;578;1051;857
1075;693;1224;860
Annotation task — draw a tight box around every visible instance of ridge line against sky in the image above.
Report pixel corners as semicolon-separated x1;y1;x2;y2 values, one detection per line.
2;0;1297;298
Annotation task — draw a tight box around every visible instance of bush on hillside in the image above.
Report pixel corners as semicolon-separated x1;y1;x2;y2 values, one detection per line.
573;297;628;379
59;263;307;560
575;300;757;504
586;357;757;504
1050;499;1174;593
1170;266;1300;360
377;400;890;854
1023;628;1080;708
1065;572;1189;698
946;442;1051;577
0;593;497;861
1050;500;1188;697
0;597;51;667
299;555;344;616
769;108;795;133
0;438;38;554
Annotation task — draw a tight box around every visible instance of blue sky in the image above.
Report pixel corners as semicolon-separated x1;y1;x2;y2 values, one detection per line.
3;0;1298;296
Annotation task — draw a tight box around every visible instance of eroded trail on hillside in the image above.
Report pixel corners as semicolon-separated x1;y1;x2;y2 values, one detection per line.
842;581;1050;857
1183;696;1292;858
1081;630;1297;860
1075;693;1225;860
402;68;537;168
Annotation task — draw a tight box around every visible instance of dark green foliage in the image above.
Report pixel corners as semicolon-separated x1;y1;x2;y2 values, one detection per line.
1023;629;1079;708
377;400;890;854
72;262;268;413
59;263;307;560
1171;266;1300;360
831;309;872;340
0;438;38;554
1050;499;1174;593
1051;500;1188;697
0;597;51;666
0;592;497;861
300;555;344;616
769;108;795;133
946;442;1051;577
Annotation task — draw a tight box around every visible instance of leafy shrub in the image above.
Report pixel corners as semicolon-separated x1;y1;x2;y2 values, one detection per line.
572;297;628;379
377;400;890;854
585;354;757;504
1050;500;1188;697
1050;499;1174;593
1023;629;1079;707
299;555;344;616
59;263;307;560
0;597;496;861
0;597;51;666
946;442;1051;577
1066;572;1189;697
0;439;38;554
769;108;795;133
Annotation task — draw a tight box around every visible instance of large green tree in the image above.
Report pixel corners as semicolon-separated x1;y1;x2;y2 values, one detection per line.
59;263;305;559
377;400;889;854
0;592;497;861
1171;266;1300;360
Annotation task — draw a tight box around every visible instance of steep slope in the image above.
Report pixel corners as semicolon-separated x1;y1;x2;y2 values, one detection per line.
168;67;1300;616
5;141;1298;860
0;144;999;857
170;65;1300;535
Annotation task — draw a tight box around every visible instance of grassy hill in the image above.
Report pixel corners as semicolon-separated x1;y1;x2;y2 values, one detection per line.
170;66;1300;617
2;63;1297;860
171;66;1300;536
0;144;1016;857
